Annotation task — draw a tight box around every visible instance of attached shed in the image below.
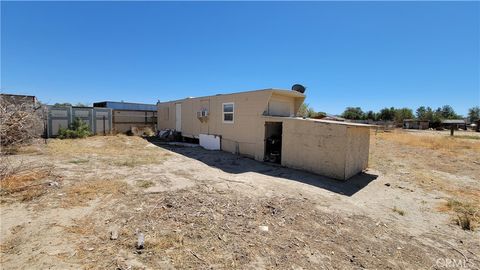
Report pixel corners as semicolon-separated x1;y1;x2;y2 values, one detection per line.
93;101;157;133
157;88;372;180
265;117;371;180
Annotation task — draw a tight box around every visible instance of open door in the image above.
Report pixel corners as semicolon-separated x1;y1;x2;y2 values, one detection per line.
264;122;283;164
175;103;182;132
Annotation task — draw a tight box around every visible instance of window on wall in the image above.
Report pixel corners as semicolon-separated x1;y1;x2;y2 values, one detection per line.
223;102;234;123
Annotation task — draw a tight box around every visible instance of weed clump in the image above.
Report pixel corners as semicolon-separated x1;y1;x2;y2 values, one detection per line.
392;206;405;216
0;160;54;202
58;118;91;139
136;180;155;188
444;199;479;231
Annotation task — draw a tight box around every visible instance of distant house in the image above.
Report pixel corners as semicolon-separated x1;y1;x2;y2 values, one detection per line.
0;93;38;108
157;88;373;180
403;119;429;130
441;119;467;130
1;93;45;137
93;101;157;133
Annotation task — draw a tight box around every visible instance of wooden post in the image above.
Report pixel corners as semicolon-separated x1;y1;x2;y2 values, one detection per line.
103;115;106;136
450;125;454;136
44;116;48;144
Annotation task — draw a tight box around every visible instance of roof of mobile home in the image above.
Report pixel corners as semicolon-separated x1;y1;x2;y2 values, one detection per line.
263;116;376;127
158;88;305;103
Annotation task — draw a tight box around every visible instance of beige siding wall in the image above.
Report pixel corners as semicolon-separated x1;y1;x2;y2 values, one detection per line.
157;91;274;159
345;126;370;179
267;94;295;116
281;119;371;180
157;103;176;130
281;119;348;180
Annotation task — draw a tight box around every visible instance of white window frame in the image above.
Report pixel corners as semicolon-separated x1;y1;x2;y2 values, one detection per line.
222;102;234;124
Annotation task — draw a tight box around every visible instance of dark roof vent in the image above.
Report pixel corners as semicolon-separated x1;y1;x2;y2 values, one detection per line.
291;84;306;93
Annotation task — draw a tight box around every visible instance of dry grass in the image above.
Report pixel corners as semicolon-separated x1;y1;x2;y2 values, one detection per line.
439;199;479;231
392;206;406;216
377;130;480;152
135;180;155;188
454;135;480;140
47;135;170;167
14;143;45;155
68;159;89;164
0;160;54;202
111;156;163;167
144;232;185;252
60;217;97;235
47;135;158;156
412;171;480;203
63;178;128;207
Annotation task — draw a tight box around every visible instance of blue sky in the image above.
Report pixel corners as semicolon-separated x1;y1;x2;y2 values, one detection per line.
1;1;479;115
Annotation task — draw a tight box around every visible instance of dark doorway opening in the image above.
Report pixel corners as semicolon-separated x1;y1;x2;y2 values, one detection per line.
264;122;282;164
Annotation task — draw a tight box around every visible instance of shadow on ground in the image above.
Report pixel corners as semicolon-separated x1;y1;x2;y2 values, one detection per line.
147;139;378;197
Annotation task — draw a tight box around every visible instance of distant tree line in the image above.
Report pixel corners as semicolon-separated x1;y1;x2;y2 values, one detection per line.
53;102;89;107
341;105;480;124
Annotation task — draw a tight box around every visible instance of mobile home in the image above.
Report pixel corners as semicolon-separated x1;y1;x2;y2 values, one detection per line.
157;88;372;180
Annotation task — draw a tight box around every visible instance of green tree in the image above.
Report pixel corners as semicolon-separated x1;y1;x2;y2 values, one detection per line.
416;106;427;120
424;107;435;122
298;103;317;118
316;111;327;119
341;107;364;120
439;105;460;119
378;107;396;121
468;106;480;122
394;108;414;124
365;110;377;121
53;102;72;107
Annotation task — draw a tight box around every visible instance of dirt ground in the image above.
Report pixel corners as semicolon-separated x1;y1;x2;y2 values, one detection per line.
1;129;479;269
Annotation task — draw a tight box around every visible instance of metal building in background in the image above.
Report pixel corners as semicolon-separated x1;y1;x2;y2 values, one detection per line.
93;101;157;133
47;106;112;137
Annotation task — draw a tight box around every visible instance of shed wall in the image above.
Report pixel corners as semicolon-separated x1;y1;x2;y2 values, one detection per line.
281;119;348;180
112;110;157;133
345;126;370;179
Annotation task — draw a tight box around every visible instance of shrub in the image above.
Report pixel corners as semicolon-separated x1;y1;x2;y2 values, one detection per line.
444;199;478;231
456;214;473;231
393;206;405;216
58;118;91;139
0;95;44;153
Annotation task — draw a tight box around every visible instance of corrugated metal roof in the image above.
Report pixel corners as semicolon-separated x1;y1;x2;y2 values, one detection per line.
93;101;157;111
441;119;466;124
404;119;429;122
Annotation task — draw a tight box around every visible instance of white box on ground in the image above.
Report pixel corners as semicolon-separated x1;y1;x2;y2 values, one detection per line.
199;134;221;150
